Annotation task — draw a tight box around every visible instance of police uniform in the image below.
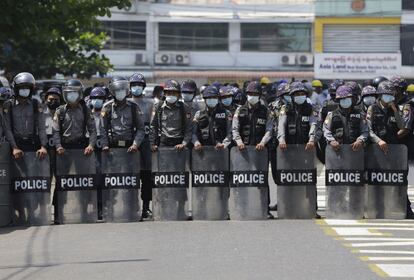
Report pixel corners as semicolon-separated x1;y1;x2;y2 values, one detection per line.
5;99;47;151
131;96;154;211
192;104;232;147
277;101;317;145
323;107;369;144
367;100;414;218
232;103;271;146
101;99;145;148
150;101;192;147
52;102;97;149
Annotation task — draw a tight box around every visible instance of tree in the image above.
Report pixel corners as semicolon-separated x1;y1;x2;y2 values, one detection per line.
0;0;131;79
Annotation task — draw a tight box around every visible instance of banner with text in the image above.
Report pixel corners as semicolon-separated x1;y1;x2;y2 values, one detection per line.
314;53;401;79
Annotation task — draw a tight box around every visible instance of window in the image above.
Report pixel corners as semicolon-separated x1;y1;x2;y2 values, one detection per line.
240;23;311;52
99;21;146;50
403;0;414;10
159;23;228;51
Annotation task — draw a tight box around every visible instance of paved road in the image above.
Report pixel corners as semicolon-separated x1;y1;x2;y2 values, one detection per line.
0;163;413;280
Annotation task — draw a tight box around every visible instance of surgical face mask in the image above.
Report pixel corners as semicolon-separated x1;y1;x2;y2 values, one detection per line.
205;98;218;108
294;95;306;105
363;96;376;107
115;90;127;101
181;93;194;102
339;98;352;109
66;91;79;104
221;97;232;107
47;99;60;110
131;86;143;97
381;94;395;104
283;95;292;103
165;95;177;104
18;88;30;98
91;99;104;110
247;95;259;105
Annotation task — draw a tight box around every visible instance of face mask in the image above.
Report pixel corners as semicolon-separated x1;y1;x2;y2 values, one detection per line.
91;99;104;110
294;95;306;105
363;96;376;107
182;93;194;102
381;94;395;104
339;98;352;109
247;95;259;105
131;86;143;97
283;95;292;103
47;100;60;110
221;97;232;107
66;91;79;104
165;95;177;104
19;89;30;98
205;98;218;108
115;90;127;101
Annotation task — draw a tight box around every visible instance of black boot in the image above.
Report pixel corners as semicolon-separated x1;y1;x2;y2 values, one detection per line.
141;201;153;221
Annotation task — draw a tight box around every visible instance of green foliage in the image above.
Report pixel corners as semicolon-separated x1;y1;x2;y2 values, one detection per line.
0;0;131;79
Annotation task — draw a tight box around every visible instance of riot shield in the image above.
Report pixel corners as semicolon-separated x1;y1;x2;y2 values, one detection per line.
276;145;316;219
11;151;51;226
191;147;229;220
56;150;97;224
365;144;407;219
229;146;268;220
152;147;190;221
101;148;140;222
325;145;365;219
0;143;10;226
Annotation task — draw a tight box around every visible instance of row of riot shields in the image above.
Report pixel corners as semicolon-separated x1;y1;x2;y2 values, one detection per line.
2;143;410;226
152;146;269;221
8;148;141;226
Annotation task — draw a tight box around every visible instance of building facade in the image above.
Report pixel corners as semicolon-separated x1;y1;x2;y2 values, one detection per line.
98;0;314;82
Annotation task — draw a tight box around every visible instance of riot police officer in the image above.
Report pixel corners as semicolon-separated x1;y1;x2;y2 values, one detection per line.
129;73;155;220
192;86;232;150
181;80;199;113
150;79;192;151
101;79;145;152
267;82;290;211
88;86;107;219
232;81;273;219
277;81;317;150
52;79;96;155
361;86;378;112
219;86;237;116
323;85;369;151
366;80;414;218
316;80;343;163
5;72;48;160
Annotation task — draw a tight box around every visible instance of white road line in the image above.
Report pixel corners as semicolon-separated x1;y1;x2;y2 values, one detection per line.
346;241;414;248
325;221;414;227
363;257;414;261
356;250;414;255
375;264;414;278
331;227;386;236
343;238;414;241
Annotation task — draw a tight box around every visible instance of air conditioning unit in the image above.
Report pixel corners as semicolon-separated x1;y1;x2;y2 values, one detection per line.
174;52;190;66
296;53;314;66
155;52;172;65
135;53;147;65
281;54;296;66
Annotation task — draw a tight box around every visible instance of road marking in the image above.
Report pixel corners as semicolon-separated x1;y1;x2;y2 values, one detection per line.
324;220;414;227
341;238;414;242
329;227;390;236
345;241;414;248
361;256;414;261
353;250;414;255
375;264;414;278
368;264;388;278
